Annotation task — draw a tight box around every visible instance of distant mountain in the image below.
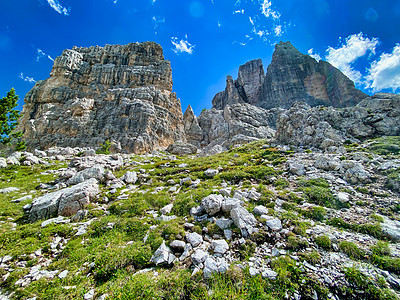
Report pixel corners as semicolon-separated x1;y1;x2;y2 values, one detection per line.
212;41;368;110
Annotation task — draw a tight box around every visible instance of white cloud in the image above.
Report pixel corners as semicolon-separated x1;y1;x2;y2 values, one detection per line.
307;48;322;61
171;36;195;54
234;9;245;14
37;49;54;62
152;0;156;4
274;25;282;37
249;16;254;26
366;44;400;93
325;33;378;84
260;0;280;20
19;73;36;84
46;0;69;15
152;16;165;32
113;0;117;3
217;21;222;28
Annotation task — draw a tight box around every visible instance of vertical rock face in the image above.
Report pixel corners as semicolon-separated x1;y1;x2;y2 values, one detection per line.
260;41;367;109
19;42;185;153
211;41;367;111
183;105;203;148
237;59;265;106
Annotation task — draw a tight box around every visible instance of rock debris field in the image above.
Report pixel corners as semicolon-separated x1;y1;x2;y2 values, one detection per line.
0;137;399;299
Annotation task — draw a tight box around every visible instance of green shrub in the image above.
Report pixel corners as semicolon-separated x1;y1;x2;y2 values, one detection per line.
345;267;398;300
273;178;289;189
301;250;321;265
286;234;309;250
339;241;365;260
371;255;400;275
371;241;391;256
315;235;331;250
302;206;326;221
96;139;111;155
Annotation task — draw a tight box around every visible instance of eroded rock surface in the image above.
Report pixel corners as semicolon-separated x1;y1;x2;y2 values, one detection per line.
275;93;400;149
19;42;185;153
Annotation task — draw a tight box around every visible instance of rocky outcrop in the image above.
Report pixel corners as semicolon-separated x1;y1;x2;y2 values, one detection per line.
183;105;203;148
211;41;367;111
18;42;185;153
212;59;265;109
197;103;276;154
275;93;400;149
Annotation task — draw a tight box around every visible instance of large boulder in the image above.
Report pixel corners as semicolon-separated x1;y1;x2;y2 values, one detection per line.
201;194;223;216
230;206;258;237
27;178;100;222
166;141;197;155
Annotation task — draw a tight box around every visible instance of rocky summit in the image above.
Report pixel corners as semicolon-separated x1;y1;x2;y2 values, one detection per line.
18;42;185;153
1;41;400;299
212;41;367;111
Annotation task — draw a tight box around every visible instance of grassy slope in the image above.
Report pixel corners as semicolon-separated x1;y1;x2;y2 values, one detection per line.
0;139;399;299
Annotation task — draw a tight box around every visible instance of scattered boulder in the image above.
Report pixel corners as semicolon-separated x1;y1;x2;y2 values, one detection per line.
28;178;100;222
122;171;137;184
186;232;203;247
253;206;269;216
204;168;219;177
221;198;242;213
288;161;306;176
67;165;105;185
211;239;229;255
230;206;258;237
265;218;283;232
167;141;197;155
150;241;176;265
201;194;223;216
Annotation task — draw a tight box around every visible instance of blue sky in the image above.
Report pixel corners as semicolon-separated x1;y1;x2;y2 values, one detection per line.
1;0;400;115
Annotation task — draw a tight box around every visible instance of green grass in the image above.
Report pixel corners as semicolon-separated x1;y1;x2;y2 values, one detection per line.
0;139;398;299
367;136;400;157
339;241;365;260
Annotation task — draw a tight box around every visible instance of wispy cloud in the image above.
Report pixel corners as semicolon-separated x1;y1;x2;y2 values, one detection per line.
46;0;69;15
152;16;165;33
307;48;322;61
234;9;245;14
325;32;378;84
274;25;282;37
171;35;195;54
366;44;400;93
113;0;117;3
37;49;54;62
261;0;280;20
19;73;36;84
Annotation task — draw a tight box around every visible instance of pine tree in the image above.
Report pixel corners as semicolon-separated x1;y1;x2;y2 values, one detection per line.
0;88;22;145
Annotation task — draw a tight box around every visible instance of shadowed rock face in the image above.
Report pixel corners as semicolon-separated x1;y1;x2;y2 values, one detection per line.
212;41;367;111
19;42;185;153
260;41;367;109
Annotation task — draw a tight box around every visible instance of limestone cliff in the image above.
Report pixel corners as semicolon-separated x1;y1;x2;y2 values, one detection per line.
19;42;185;153
212;41;367;111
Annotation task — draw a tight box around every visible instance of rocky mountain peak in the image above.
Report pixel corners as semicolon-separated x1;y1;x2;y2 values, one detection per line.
211;41;367;111
272;41;303;59
19;42;184;153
